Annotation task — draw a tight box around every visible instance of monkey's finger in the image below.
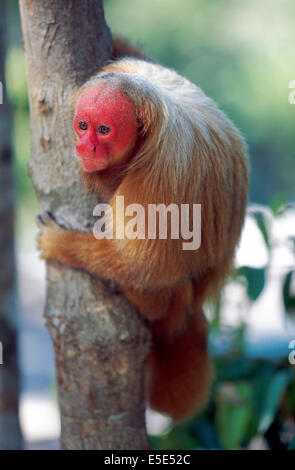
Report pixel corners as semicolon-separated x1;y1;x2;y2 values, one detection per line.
42;211;58;228
36;214;46;229
36;233;44;252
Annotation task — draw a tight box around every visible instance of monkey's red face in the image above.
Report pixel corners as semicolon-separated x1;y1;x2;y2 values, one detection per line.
74;84;139;172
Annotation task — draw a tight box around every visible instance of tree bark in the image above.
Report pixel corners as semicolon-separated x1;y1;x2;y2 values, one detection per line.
19;0;150;450
0;0;23;450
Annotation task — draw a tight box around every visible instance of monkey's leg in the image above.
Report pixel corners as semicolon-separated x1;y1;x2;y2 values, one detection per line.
146;310;212;420
122;281;193;325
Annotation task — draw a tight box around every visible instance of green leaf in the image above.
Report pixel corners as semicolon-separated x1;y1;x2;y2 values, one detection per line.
251;210;271;249
192;417;221;449
257;371;289;434
270;194;287;217
238;266;266;301
216;383;252;449
283;271;295;316
214;357;259;382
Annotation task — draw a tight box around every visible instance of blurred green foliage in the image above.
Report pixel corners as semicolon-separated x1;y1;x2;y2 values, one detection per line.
104;0;295;204
5;0;37;238
3;0;295;450
150;203;295;450
150;358;294;450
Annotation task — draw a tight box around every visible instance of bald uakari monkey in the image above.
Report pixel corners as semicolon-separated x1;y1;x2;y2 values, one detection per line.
37;37;248;420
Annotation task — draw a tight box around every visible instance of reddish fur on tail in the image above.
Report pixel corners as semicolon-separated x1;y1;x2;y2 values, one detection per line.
147;312;212;420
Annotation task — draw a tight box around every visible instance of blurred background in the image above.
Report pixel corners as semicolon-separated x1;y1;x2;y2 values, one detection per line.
0;0;295;450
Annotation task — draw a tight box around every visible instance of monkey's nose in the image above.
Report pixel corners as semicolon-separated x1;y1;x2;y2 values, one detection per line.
76;139;97;157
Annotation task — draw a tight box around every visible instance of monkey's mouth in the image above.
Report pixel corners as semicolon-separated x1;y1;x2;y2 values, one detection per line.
75;153;109;173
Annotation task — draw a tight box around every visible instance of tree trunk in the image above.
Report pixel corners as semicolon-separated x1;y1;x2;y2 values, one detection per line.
19;0;150;450
0;0;23;450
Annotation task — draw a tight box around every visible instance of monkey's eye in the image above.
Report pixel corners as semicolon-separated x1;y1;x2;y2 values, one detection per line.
78;121;88;131
97;125;111;135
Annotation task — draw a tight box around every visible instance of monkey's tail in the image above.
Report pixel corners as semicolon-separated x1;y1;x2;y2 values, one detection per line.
146;310;213;420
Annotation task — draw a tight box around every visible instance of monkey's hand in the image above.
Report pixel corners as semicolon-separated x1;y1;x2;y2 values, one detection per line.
36;211;66;261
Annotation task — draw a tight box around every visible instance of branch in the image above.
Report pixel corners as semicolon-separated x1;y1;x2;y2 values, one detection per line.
19;0;150;450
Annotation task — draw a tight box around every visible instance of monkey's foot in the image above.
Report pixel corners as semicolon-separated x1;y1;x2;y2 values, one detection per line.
36;211;65;261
